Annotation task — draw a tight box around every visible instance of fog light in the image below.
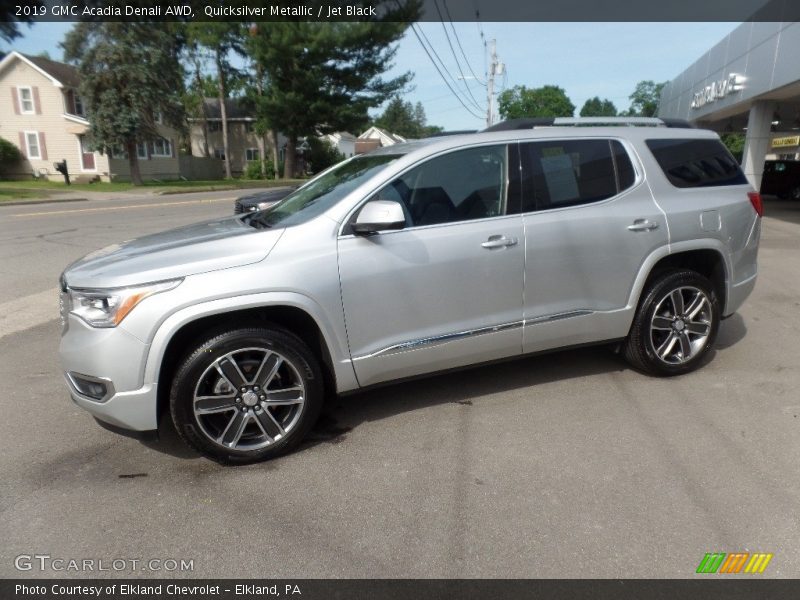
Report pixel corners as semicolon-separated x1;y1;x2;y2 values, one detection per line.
67;372;113;402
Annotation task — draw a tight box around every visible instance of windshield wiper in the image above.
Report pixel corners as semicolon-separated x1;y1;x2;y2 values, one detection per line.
245;213;272;229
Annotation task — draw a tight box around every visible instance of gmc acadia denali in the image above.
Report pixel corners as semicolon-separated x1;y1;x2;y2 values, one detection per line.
59;117;762;463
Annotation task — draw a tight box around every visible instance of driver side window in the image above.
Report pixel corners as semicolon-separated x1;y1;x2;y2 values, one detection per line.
374;144;508;228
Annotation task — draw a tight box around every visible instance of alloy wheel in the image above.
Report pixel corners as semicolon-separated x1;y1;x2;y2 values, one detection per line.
649;286;712;365
192;347;306;450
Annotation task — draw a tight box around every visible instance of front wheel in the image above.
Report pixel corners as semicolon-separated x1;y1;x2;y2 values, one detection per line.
623;270;720;376
170;327;324;464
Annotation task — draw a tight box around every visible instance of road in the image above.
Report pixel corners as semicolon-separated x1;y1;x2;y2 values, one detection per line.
0;193;798;578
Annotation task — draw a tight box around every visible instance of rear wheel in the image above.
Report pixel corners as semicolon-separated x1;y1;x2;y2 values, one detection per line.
623;270;720;376
170;327;324;464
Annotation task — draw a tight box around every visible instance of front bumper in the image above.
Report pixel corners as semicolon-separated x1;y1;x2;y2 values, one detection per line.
60;314;159;432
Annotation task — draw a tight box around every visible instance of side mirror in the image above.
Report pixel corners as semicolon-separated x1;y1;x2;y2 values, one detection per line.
352;199;406;235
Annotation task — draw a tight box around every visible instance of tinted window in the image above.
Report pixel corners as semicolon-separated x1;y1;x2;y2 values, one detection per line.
612;140;636;191
646;138;747;188
375;145;508;227
519;139;623;212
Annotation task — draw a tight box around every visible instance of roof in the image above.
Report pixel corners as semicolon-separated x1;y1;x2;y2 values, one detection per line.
0;51;80;88
198;97;255;120
22;53;81;88
358;126;407;144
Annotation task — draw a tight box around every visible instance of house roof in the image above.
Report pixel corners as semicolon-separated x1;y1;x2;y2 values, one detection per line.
358;126;407;144
197;97;255;120
0;51;80;88
23;53;81;88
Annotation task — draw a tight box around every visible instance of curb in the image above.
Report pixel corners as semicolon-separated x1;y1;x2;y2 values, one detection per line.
0;197;88;208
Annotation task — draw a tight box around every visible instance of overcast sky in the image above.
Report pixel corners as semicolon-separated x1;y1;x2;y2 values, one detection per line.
6;21;740;131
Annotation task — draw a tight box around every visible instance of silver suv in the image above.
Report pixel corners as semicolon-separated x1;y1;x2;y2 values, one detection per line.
59;117;762;464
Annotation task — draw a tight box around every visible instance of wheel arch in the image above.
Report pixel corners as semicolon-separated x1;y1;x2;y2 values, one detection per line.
630;242;730;315
144;294;357;423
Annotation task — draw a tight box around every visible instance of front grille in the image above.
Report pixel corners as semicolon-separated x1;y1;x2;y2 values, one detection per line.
234;200;244;214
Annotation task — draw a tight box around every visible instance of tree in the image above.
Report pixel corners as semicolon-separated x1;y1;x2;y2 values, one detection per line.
623;80;666;117
497;85;575;120
305;137;345;175
0;1;42;44
62;22;186;185
579;97;617;117
246;3;419;178
373;97;441;139
720;132;746;164
187;23;245;179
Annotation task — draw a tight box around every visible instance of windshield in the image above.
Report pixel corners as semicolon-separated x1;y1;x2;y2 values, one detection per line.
248;154;400;228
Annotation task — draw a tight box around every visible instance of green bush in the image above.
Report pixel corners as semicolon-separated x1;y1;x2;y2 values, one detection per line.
244;159;276;180
306;137;345;175
0;138;23;164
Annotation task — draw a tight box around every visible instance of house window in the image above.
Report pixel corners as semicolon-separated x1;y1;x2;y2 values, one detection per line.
25;132;41;159
155;111;164;124
151;138;172;157
244;122;254;133
214;148;226;160
73;93;84;116
208;121;222;133
19;87;34;114
245;148;259;161
109;145;127;159
137;143;148;159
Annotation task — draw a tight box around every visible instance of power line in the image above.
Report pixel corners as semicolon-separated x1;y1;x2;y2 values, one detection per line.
413;22;484;113
432;0;485;112
442;0;485;85
409;23;485;120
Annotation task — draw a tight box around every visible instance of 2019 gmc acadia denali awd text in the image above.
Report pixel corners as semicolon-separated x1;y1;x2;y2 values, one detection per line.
59;118;762;463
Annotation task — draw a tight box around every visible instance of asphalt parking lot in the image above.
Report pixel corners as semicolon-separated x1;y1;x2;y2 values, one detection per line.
0;192;798;579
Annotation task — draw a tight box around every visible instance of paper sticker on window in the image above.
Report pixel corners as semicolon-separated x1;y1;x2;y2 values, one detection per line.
541;154;579;204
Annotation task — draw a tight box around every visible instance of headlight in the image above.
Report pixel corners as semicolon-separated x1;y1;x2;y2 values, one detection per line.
257;201;276;210
67;279;182;328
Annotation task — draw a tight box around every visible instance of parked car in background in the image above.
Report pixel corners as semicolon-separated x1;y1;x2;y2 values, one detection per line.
59;117;761;464
760;159;800;200
234;187;297;214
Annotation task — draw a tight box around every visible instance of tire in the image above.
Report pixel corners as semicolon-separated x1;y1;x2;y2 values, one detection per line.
623;270;720;376
791;186;800;201
170;326;324;464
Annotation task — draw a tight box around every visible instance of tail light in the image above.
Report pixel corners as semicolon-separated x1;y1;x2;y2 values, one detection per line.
747;192;763;217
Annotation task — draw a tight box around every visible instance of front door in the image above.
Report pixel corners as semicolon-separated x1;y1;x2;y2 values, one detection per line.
79;135;95;170
338;144;525;387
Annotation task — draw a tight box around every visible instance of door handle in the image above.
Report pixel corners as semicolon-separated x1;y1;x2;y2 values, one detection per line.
627;219;659;232
481;235;518;249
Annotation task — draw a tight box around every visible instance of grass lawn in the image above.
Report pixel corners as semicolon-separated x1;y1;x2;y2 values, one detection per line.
0;187;52;202
0;178;306;202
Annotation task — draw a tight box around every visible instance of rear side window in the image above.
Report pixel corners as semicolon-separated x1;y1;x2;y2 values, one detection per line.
646;138;747;188
518;139;636;212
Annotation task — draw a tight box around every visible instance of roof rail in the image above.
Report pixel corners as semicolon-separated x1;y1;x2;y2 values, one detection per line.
483;117;695;132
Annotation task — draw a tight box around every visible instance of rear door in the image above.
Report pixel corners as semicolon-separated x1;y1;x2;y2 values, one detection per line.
518;138;669;353
338;144;525;387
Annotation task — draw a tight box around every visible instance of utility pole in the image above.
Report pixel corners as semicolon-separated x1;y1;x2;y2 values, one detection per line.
486;39;504;127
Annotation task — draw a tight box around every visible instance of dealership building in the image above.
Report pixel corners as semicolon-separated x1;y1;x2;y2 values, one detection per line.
658;21;800;189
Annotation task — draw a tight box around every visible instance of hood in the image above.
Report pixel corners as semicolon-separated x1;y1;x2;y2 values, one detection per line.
64;215;284;289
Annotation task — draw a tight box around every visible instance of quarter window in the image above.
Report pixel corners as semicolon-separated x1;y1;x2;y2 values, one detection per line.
646;138;747;188
19;87;34;113
374;145;508;227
